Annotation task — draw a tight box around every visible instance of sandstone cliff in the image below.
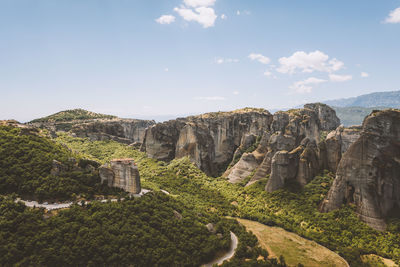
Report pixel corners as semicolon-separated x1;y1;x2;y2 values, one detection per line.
141;108;273;176
29;109;155;144
99;158;141;194
320;109;400;231
229;103;341;189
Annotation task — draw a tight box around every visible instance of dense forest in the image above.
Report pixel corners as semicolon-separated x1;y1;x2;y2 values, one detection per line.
0;125;122;201
0;193;231;266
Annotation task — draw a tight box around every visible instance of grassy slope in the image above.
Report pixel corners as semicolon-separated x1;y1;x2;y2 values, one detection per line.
237;218;348;267
55;134;400;265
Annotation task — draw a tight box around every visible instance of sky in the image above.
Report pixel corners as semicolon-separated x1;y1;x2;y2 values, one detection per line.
1;0;400;122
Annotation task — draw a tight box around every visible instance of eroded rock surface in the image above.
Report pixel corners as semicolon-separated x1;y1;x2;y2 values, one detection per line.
99;158;141;194
320;109;400;231
141;108;273;176
244;103;340;188
30;117;155;144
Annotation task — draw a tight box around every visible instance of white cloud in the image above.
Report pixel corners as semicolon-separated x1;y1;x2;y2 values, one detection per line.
263;70;272;77
329;74;352;82
174;6;217;28
221;14;227;20
194;96;226;100
385;7;400;24
215;57;239;64
290;77;326;94
236;10;250;16
233;91;239;95
164;68;169;72
156;15;176;24
248;53;271;64
277;50;344;74
361;72;369;78
183;0;216;7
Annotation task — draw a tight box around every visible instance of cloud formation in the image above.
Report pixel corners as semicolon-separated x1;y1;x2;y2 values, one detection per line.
174;6;217;28
290;77;326;94
361;72;369;78
248;53;271;64
156;15;176;24
329;74;352;82
385;7;400;24
215;57;239;64
277;50;344;74
183;0;216;7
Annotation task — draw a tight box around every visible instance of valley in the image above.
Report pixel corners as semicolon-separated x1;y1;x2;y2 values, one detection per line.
1;103;400;266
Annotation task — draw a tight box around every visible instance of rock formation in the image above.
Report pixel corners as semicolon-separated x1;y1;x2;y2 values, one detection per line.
234;103;341;189
320;109;400;231
29;110;155;144
70;119;155;144
141;108;273;176
320;125;362;173
99;158;141;194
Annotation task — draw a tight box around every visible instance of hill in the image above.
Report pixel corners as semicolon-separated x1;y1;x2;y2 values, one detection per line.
323;90;400;108
333;106;388;126
29;108;116;123
0;123;121;201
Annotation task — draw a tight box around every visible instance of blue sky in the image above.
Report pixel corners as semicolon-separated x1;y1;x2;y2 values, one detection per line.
1;0;399;121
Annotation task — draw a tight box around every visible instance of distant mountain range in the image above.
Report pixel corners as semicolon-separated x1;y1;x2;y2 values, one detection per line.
323;90;400;108
321;90;399;126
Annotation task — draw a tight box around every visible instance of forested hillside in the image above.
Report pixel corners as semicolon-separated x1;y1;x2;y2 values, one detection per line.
55;135;400;266
0;125;120;201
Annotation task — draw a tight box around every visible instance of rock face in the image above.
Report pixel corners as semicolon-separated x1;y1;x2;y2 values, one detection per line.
321;125;362;173
236;103;341;189
30;117;155;144
224;133;269;184
71;119;155;144
141;108;273;176
320;109;400;231
99;158;141;194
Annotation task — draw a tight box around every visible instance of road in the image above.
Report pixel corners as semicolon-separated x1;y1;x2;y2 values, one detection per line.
203;231;238;267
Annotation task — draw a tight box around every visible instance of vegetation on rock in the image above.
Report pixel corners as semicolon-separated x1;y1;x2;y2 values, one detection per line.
30;109;116;123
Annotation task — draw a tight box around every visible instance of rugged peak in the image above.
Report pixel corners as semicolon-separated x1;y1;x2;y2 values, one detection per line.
361;109;400;137
320;109;400;231
141;108;273;176
303;103;341;131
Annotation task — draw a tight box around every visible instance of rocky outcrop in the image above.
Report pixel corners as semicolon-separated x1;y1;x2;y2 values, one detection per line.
70;119;155;144
99;158;141;194
141;108;273;176
245;103;340;188
29;114;155;144
304;103;341;131
320;109;400;231
141;120;187;162
321;125;362;173
224;133;269;184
